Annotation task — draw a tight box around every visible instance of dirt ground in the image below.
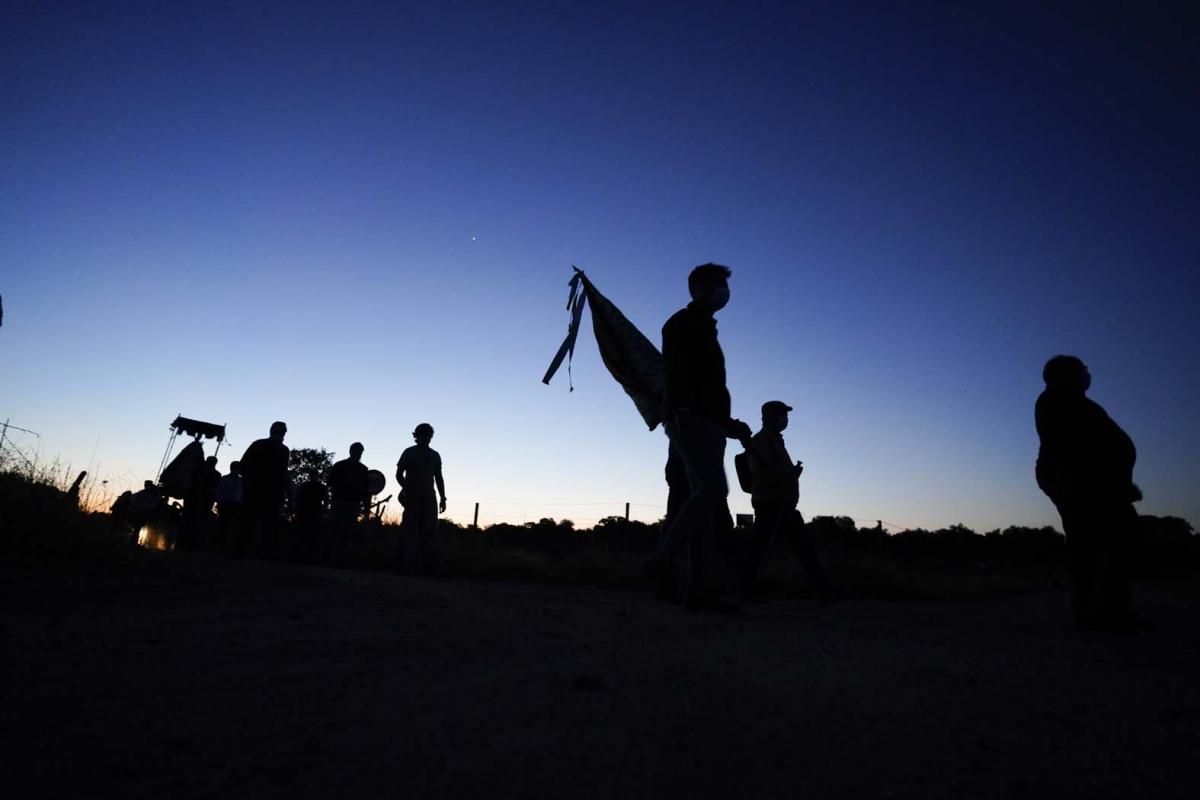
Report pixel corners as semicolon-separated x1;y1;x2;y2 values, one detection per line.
2;553;1197;799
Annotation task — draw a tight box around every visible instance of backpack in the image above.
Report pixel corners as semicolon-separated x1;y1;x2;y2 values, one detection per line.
734;449;755;494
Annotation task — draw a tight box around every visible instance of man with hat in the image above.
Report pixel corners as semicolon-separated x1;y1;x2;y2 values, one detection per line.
741;400;831;603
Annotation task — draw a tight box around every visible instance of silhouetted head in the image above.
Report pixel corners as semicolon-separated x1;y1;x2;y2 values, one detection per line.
1043;355;1091;394
413;423;434;444
688;263;732;312
143;480;155;490
229;460;241;476
205;456;217;467
269;421;288;440
349;442;364;461
762;400;793;432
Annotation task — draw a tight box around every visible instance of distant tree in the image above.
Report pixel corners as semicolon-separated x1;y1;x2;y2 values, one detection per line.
1139;515;1195;538
1137;515;1199;576
288;447;335;488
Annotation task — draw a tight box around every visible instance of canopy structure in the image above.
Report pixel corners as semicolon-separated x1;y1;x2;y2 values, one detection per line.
155;414;228;483
170;416;226;443
543;267;665;430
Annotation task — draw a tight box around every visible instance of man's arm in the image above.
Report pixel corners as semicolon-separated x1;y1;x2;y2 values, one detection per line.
434;454;446;513
725;418;752;444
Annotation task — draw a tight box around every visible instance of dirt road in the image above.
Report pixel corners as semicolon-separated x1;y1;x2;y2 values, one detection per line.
2;554;1197;799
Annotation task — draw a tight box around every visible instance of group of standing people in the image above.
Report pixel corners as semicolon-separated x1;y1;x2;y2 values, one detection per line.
648;263;1146;628
114;419;448;574
112;263;1148;630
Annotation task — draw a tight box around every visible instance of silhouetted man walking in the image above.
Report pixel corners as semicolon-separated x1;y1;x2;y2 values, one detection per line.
741;401;831;603
396;423;446;575
1035;356;1142;631
327;442;370;565
239;421;290;558
652;263;752;612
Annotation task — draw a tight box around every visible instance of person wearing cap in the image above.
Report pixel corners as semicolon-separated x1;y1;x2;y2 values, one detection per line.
326;442;371;565
239;420;290;558
1035;355;1143;631
395;423;446;575
741;400;831;603
651;263;753;612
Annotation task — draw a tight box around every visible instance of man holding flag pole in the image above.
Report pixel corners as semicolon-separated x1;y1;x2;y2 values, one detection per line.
650;263;752;612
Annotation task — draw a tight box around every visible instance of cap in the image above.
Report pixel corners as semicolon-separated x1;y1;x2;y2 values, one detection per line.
761;400;793;416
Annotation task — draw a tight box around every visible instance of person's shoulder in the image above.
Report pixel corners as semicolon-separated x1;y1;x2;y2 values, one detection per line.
663;306;691;333
749;430;774;457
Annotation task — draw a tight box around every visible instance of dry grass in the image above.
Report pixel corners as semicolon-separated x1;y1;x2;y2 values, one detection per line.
3;464;1193;602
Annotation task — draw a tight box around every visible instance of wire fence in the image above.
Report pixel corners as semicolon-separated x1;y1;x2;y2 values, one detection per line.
5;445;913;533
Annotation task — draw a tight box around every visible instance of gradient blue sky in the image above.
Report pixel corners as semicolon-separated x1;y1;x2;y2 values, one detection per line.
3;1;1197;530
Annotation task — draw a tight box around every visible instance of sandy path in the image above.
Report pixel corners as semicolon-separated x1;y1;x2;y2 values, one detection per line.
2;554;1197;799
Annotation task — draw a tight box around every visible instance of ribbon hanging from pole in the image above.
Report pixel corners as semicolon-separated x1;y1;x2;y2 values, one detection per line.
541;268;587;390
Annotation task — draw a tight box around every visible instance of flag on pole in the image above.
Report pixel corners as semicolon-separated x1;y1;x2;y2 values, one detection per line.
543;268;665;430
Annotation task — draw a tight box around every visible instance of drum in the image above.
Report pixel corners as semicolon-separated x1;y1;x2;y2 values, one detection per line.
366;469;386;497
